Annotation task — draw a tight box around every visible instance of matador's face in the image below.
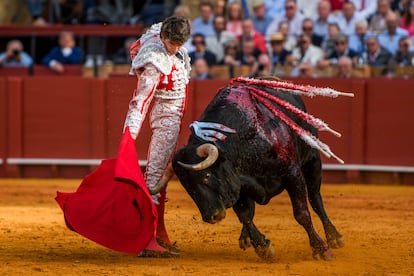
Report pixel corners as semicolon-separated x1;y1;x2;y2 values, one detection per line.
161;37;183;56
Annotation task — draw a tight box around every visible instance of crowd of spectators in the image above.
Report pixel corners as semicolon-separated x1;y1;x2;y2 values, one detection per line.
1;0;414;78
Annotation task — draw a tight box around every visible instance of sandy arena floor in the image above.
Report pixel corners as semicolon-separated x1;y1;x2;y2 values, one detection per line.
0;179;413;276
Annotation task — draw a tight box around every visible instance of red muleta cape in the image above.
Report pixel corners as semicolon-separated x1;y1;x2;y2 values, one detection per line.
55;128;157;254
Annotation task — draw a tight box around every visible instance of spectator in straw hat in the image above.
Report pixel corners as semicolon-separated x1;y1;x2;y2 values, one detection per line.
268;32;292;67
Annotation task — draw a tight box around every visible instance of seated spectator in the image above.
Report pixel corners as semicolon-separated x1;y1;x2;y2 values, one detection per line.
111;37;136;65
301;18;324;47
369;0;392;35
399;0;414;37
221;40;241;66
277;21;297;51
189;33;217;67
268;32;292;67
291;33;324;67
227;1;244;37
0;40;33;67
193;58;213;80
360;35;392;67
378;11;409;55
206;15;236;63
214;0;227;17
332;1;362;36
236;38;261;66
321;22;342;58
349;19;371;55
388;37;414;67
317;34;360;69
251;0;273;36
239;18;267;53
313;0;336;40
41;31;84;74
252;53;273;77
336;56;355;78
265;0;305;41
192;2;215;37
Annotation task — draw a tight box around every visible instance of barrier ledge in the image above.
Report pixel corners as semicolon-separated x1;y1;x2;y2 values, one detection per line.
0;24;143;36
7;159;414;174
323;164;414;173
6;158;147;167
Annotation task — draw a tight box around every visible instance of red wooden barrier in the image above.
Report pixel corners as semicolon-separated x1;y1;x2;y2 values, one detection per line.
32;65;83;76
0;76;413;184
0;78;6;176
0;67;29;76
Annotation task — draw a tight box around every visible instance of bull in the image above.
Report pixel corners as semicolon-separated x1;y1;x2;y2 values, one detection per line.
158;78;349;260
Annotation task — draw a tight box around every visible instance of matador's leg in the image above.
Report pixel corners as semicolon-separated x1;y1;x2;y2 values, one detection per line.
145;97;185;202
145;97;184;250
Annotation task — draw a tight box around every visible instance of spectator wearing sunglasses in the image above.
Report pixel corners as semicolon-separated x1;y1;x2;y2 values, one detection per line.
317;33;359;68
189;33;217;66
265;0;305;41
388;37;414;68
301;18;324;47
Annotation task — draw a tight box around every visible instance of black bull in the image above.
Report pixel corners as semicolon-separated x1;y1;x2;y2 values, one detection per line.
171;83;344;260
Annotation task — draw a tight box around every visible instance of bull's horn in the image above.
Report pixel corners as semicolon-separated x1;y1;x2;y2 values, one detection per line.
149;163;174;195
178;144;219;171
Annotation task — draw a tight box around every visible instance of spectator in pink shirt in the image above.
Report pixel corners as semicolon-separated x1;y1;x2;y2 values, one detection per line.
400;0;414;37
226;1;244;37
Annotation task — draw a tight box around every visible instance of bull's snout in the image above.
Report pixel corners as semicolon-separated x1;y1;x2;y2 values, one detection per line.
204;209;226;224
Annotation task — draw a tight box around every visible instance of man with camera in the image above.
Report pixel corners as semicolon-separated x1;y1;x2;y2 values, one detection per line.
0;40;33;67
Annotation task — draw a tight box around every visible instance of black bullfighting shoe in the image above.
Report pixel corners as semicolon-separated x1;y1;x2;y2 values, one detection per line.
138;237;180;258
138;249;179;258
157;238;180;253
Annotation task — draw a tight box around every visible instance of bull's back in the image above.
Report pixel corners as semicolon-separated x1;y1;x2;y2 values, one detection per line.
197;85;317;167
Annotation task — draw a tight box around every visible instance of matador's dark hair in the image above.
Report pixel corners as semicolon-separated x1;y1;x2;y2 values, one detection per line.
160;16;191;45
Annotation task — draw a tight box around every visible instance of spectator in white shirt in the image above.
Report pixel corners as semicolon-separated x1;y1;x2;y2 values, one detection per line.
333;1;363;36
192;2;215;37
350;0;378;19
313;0;336;40
265;0;305;41
378;11;409;55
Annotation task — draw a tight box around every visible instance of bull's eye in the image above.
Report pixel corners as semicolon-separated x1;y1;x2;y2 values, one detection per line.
203;173;211;185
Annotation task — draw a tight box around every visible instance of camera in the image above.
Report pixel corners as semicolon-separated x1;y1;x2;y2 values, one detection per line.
12;49;21;56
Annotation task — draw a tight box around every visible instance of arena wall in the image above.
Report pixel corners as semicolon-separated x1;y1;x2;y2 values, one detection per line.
0;76;413;184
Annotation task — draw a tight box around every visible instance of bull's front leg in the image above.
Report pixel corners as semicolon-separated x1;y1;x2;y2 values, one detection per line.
239;175;266;204
233;196;275;259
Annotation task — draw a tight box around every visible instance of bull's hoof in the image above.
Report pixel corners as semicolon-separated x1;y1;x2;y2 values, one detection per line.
312;247;333;261
239;236;252;250
327;236;345;249
254;240;275;259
